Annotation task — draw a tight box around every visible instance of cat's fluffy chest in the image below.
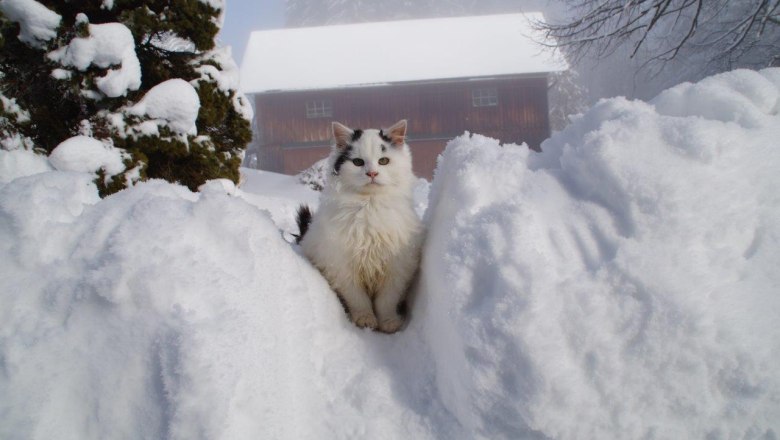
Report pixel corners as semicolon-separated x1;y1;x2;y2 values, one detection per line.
319;193;418;290
332;194;416;247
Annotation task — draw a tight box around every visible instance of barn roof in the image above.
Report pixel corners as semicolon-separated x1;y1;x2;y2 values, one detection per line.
240;13;566;94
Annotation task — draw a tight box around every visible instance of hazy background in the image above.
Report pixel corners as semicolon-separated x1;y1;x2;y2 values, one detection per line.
219;0;285;66
222;0;779;109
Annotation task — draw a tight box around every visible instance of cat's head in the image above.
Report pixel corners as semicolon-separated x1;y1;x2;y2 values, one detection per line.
328;119;414;194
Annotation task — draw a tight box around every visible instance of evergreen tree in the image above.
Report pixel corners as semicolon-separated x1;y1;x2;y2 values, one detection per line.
0;0;252;196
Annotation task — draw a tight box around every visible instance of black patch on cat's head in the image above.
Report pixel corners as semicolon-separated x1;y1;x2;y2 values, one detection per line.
378;129;392;143
351;129;363;142
333;145;352;175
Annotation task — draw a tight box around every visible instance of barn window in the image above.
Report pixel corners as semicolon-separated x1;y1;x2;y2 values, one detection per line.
305;100;333;118
472;88;498;107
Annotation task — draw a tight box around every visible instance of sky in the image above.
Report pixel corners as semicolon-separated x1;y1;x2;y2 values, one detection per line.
218;0;286;67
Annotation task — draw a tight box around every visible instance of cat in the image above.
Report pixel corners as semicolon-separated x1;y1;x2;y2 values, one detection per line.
295;119;423;333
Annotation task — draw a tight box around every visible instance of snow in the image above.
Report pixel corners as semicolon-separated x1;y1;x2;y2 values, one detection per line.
0;93;34;150
238;169;320;232
296;157;328;191
240;13;566;93
48;136;126;177
194;46;254;121
197;0;225;29
1;95;30;123
1;68;779;439
423;88;780;435
652;69;780;127
0;0;61;48
50;68;72;80
0;132;33;151
128;79;201;136
48;21;141;98
198;0;224;11
0;148;51;183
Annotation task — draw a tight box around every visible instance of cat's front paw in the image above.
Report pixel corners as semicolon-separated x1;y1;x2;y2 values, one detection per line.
351;311;378;329
378;316;404;334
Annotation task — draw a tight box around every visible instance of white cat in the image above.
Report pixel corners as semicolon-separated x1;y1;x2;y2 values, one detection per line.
296;120;423;333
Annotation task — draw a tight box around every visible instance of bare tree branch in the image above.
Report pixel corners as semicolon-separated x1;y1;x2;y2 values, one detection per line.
534;0;780;72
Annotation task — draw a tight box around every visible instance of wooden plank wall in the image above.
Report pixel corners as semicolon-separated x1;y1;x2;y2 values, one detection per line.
255;75;550;177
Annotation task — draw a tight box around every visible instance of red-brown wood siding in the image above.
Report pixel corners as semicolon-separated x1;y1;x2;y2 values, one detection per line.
254;75;550;178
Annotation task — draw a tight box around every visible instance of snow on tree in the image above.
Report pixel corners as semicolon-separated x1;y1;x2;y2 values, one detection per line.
0;88;34;151
0;0;252;196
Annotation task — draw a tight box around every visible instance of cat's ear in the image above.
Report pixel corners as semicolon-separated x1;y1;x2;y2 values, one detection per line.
332;121;354;150
385;119;407;147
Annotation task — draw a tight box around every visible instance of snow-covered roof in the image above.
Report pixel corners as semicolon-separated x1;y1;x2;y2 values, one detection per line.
240;13;566;94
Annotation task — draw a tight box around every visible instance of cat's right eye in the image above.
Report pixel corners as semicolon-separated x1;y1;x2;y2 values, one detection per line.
352;158;365;167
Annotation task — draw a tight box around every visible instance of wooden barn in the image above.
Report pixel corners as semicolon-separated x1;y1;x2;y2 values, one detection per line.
240;13;566;179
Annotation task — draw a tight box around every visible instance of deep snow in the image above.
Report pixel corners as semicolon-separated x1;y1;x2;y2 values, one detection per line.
1;69;779;439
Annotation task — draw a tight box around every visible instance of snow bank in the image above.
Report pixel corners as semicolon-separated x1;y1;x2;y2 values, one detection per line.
0;167;441;439
48;20;141;98
49;136;126;176
0;0;61;48
420;68;780;438
0;148;51;183
1;68;778;439
652;68;779;127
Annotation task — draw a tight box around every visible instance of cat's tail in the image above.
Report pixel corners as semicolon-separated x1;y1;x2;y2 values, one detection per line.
294;204;312;244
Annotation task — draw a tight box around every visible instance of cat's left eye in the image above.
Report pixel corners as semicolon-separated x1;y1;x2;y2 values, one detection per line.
352;158;365;167
378;157;390;165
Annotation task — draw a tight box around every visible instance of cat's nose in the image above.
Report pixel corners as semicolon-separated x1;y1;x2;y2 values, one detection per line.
366;171;379;178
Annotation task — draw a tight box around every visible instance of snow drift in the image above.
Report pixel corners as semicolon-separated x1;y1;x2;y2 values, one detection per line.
1;68;779;439
421;68;780;438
